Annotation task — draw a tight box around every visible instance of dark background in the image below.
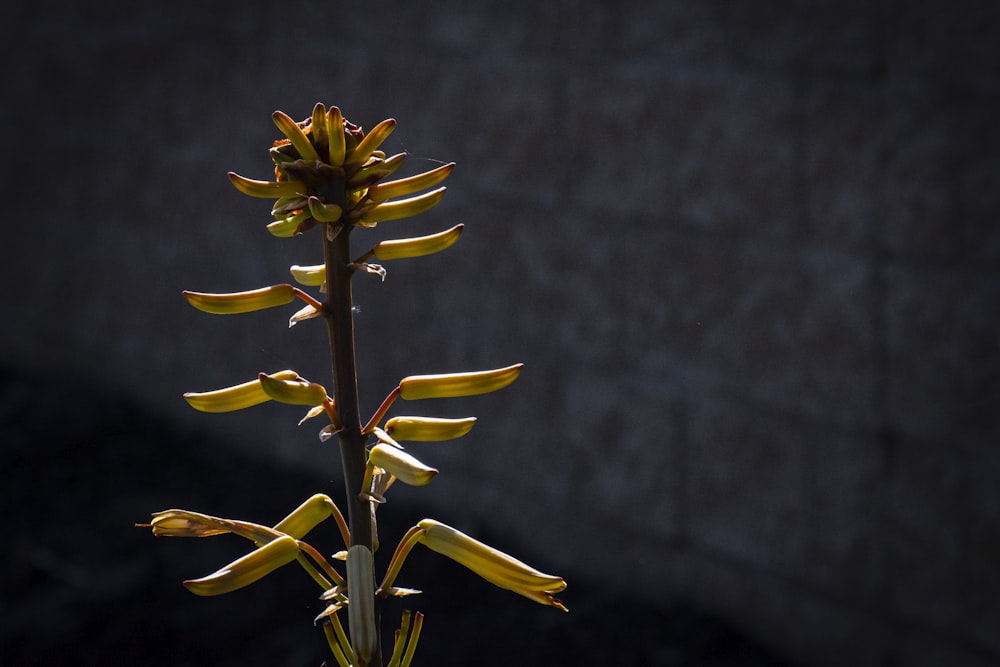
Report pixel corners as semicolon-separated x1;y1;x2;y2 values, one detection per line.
3;2;999;666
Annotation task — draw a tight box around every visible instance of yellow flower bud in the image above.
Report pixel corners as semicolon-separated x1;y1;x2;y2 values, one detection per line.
399;364;523;400
326;106;346;166
345;118;396;169
183;284;296;315
384;416;477;442
272;109;321;162
372;224;464;261
271;494;340;540
227;171;307;198
417;519;567;611
183;535;300;596
309;103;328;153
183;370;299;412
358;187;446;225
145;509;231;537
368;444;438;486
289;263;326;287
257;372;328;407
143;509;281;544
366;162;455;204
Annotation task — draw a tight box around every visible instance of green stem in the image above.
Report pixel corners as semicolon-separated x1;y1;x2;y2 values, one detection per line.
324;204;383;666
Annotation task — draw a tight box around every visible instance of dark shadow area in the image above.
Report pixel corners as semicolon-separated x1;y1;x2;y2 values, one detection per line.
1;367;791;666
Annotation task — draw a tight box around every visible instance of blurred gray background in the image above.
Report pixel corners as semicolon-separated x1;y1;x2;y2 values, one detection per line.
3;1;999;666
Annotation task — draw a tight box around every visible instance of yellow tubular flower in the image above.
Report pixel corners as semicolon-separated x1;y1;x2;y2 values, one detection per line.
310;103;328;154
368;444;438;486
183;370;298;412
326;106;346;166
145;509;232;537
289;263;326;287
372;224;464;261
257;372;328;407
183;535;300;596
366;162;455;204
227;172;307;198
384;416;477;442
143;509;283;545
183;284;296;314
272;110;321;162
271;494;340;540
345;118;396;169
417;519;567;611
359;187;446;225
399;364;523;400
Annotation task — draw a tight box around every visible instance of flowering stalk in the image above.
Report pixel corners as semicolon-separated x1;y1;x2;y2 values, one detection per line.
321;169;372;548
140;104;566;666
322;176;385;665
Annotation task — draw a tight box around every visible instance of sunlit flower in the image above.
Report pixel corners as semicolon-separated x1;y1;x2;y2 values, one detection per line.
417;519;567;611
228;104;453;238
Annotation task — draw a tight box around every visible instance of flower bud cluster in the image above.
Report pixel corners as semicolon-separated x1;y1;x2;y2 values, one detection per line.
229;104;454;241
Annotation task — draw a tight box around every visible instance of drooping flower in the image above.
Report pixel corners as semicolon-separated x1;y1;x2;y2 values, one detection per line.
417;519;567;611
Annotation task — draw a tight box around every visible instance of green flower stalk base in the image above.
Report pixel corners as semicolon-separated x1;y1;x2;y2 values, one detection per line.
138;104;566;667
